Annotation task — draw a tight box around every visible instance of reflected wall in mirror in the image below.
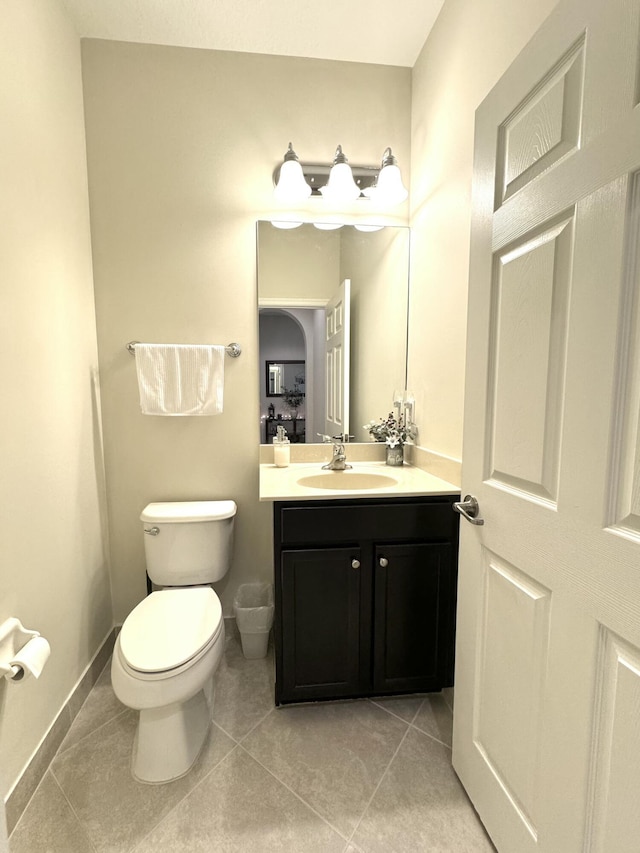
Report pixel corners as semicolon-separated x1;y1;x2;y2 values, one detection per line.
257;221;410;445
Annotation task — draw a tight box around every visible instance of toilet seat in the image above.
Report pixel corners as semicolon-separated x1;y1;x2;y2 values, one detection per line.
120;587;223;675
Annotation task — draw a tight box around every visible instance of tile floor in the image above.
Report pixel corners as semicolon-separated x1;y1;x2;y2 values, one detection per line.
9;624;495;852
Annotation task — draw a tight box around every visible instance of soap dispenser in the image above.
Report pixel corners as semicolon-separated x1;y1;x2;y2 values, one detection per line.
273;425;290;468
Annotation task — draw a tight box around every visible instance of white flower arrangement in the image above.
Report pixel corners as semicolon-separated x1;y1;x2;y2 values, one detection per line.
364;412;416;447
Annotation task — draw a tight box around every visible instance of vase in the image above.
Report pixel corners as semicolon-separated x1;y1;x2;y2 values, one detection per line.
386;444;404;466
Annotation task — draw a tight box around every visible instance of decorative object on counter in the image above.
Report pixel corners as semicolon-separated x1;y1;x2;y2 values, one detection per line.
268;402;275;419
273;425;291;467
364;411;416;466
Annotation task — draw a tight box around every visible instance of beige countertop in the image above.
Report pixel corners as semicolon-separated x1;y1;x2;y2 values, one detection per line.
259;461;459;502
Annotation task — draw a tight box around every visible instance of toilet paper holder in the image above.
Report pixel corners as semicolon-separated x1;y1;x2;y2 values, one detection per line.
0;617;50;683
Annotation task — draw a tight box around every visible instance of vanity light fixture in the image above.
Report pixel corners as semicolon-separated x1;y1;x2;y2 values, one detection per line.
354;224;384;232
313;222;343;230
272;144;408;207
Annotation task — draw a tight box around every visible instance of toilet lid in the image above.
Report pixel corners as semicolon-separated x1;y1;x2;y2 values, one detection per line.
120;588;222;673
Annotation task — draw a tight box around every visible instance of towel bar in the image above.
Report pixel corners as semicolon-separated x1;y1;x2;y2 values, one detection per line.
126;341;241;358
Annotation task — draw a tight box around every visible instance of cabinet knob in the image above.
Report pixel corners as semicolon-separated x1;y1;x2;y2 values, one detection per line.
351;559;360;569
379;557;388;568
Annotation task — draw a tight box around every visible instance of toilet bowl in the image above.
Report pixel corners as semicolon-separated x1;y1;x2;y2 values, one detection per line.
112;587;225;783
111;500;236;783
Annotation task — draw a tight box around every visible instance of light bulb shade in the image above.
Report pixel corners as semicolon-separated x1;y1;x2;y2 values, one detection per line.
270;220;303;229
319;146;362;203
273;143;311;203
374;163;408;205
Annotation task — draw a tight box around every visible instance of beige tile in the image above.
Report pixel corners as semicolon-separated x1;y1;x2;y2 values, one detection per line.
412;693;454;747
211;629;276;740
9;772;96;853
52;711;235;853
59;657;127;754
133;748;345;852
242;700;408;836
352;727;495;853
369;694;424;723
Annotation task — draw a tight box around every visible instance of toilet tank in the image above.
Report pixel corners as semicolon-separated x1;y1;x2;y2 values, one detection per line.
140;500;236;586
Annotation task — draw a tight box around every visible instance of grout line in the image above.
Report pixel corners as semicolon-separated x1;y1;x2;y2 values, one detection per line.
127;738;244;853
236;742;352;844
56;707;130;757
213;703;275;747
48;769;100;853
346;722;412;846
368;695;425;726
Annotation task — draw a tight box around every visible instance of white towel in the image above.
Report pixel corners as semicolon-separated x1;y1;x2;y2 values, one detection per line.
134;343;225;416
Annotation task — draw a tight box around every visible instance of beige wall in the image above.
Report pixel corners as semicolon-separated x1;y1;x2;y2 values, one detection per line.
81;40;411;622
408;0;558;461
0;1;113;798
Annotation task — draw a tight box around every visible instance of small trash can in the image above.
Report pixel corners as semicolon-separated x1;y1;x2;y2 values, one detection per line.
233;583;274;660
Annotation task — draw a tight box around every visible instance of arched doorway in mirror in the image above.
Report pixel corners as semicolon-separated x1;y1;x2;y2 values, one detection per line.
259;307;324;444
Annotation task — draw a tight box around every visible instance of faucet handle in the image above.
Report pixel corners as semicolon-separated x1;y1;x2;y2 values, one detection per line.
331;434;355;443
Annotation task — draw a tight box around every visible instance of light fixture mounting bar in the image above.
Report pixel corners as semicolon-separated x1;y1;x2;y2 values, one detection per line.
272;162;380;197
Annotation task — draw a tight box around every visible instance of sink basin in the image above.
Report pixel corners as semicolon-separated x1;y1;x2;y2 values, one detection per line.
297;471;399;491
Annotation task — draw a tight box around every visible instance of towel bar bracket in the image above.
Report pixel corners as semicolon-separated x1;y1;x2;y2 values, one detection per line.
126;341;241;358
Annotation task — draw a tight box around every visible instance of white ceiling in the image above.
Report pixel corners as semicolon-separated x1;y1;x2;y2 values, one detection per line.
60;0;445;68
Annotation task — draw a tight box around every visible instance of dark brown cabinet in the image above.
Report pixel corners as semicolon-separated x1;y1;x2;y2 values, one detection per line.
273;496;460;705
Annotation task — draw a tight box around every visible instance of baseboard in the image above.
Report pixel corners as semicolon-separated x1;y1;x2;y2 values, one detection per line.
4;628;117;835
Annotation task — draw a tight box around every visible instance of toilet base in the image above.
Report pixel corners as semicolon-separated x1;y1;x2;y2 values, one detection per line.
132;686;212;783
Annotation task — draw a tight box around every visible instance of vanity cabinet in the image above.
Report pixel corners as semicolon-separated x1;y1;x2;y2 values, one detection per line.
273;496;460;705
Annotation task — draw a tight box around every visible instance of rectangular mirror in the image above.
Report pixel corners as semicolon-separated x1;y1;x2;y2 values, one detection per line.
257;221;410;444
266;360;306;397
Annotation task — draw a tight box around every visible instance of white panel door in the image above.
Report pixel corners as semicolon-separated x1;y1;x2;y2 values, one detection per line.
324;279;351;438
454;0;640;851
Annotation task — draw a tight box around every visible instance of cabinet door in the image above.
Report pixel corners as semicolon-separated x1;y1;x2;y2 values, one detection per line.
280;547;364;703
373;542;454;694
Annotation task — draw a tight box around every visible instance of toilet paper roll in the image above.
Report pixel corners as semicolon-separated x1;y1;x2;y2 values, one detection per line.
7;636;51;683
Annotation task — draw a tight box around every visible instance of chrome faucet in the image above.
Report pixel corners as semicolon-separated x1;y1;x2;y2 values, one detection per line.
319;434;353;470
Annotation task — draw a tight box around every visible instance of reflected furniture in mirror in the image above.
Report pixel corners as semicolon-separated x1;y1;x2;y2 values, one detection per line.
257;221;410;445
264;418;306;444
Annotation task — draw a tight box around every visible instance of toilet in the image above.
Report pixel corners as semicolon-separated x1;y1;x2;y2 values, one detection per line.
111;500;236;783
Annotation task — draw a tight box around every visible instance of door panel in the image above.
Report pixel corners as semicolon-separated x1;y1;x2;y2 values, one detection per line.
609;172;640;535
324;279;350;437
454;1;640;851
487;214;573;503
474;553;551;839
586;630;640;853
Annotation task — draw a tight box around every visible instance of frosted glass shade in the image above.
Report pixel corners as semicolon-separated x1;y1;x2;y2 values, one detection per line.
319;162;362;203
274;159;311;203
371;163;408;205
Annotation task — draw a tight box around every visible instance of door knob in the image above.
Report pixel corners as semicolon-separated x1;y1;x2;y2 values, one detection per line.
379;557;389;567
453;495;484;525
351;559;360;569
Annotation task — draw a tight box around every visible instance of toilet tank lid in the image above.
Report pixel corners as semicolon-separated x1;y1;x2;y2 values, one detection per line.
140;500;237;523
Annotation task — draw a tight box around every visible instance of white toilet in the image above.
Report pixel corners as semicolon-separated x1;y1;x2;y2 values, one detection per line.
111;500;236;783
